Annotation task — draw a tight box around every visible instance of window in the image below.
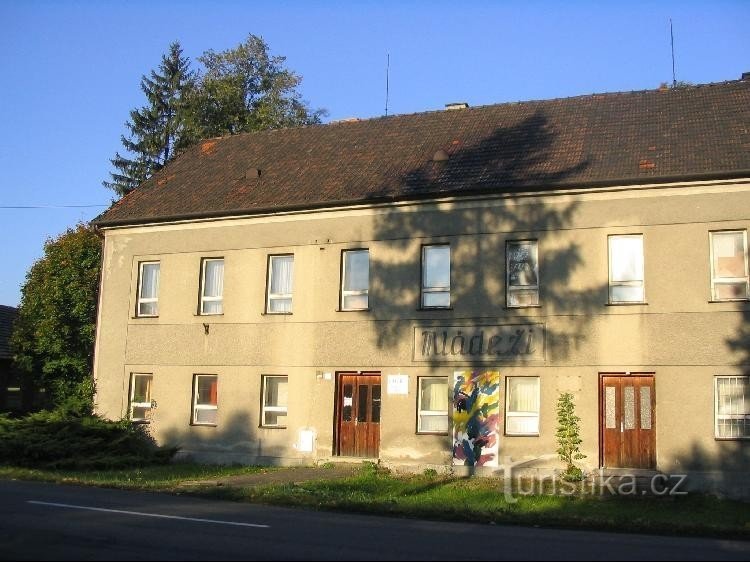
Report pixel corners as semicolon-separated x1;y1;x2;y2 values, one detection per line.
341;249;370;310
129;373;153;422
421;245;450;308
608;235;645;303
505;377;540;436
267;255;294;313
710;231;749;301
261;375;288;427
200;258;224;315
136;262;160;316
715;376;750;439
507;240;539;307
192;374;218;425
417;377;449;433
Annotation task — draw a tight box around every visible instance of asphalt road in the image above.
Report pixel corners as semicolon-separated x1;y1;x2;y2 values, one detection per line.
0;480;748;561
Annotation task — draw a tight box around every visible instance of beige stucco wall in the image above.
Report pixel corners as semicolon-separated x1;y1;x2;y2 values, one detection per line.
93;179;750;492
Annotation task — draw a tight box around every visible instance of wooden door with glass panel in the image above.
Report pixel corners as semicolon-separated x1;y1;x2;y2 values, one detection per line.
600;374;655;469
336;372;381;457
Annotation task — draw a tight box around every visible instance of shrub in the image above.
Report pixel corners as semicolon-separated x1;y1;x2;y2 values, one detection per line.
0;410;177;470
555;392;586;482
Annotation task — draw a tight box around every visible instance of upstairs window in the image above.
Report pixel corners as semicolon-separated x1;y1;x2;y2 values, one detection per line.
341;249;369;310
267;255;294;313
129;373;153;422
507;240;539;307
608;235;645;303
710;231;749;301
422;245;451;308
200;258;224;315
192;374;218;425
136;262;160;317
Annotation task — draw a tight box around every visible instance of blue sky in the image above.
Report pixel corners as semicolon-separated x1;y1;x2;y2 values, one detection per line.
0;0;748;306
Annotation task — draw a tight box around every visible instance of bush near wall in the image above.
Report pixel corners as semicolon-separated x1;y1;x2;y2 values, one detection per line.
0;411;177;470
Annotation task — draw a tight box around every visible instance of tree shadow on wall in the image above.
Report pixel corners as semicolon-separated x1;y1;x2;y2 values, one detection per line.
160;411;299;466
368;110;607;371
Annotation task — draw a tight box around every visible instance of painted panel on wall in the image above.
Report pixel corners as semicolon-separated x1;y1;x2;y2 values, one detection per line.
452;370;500;467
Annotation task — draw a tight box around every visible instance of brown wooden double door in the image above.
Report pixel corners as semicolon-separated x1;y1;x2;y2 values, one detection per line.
336;372;381;458
600;374;656;469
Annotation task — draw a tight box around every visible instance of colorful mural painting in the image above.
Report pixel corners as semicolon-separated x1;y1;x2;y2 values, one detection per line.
452;370;500;467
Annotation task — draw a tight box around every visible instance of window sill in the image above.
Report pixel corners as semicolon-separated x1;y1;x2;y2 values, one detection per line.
337;308;371;313
417;307;454;311
504;433;540;437
606;302;648;306
505;305;542;310
714;436;750;441
261;312;294;316
416;431;450;436
190;423;218;427
131;419;151;425
194;313;224;317
259;425;288;429
131;316;159;320
708;299;750;303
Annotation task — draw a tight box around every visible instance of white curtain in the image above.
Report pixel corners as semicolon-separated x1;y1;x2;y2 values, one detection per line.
271;256;294;294
423;246;450;288
610;236;643;282
141;263;159;298
202;260;224;314
508;377;539;413
344;250;369;291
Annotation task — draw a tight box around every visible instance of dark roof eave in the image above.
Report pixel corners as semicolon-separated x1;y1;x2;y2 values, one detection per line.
93;169;750;229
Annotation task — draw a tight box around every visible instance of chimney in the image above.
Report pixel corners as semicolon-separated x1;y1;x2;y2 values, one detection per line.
445;102;469;110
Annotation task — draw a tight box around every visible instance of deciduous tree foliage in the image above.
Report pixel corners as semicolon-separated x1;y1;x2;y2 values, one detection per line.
11;224;101;410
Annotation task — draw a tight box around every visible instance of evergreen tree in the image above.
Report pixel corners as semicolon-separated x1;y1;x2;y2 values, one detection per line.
103;42;195;196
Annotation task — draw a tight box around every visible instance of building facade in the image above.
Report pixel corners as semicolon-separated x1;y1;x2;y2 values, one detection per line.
93;78;750;496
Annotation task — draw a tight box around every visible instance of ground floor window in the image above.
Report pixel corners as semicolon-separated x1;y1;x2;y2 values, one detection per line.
262;375;288;427
129;373;153;422
417;376;449;433
505;376;540;436
192;374;218;425
715;375;750;439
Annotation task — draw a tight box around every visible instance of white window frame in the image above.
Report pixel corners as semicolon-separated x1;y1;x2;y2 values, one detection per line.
714;375;750;440
136;261;160;317
266;254;294;314
608;234;646;304
506;240;540;308
192;374;218;426
709;230;749;301
261;375;288;428
341;249;370;311
421;244;451;309
505;376;540;436
199;258;224;315
129;373;153;423
417;376;449;434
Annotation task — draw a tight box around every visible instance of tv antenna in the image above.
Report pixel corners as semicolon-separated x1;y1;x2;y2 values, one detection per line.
670;18;677;87
385;53;390;116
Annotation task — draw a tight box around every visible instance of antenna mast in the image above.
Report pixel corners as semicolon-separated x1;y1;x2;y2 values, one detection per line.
670;18;676;87
385;53;390;116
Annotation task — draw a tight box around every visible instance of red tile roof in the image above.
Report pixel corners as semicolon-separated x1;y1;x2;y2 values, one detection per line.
95;79;750;227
